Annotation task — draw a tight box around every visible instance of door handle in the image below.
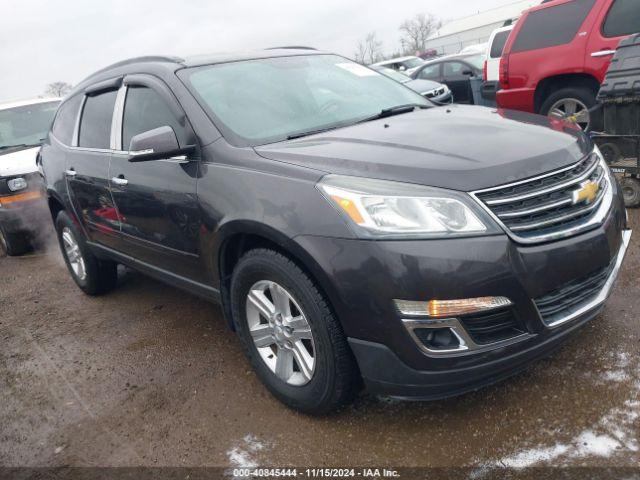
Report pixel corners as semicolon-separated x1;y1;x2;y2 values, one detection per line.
65;168;77;177
591;50;616;57
111;176;128;186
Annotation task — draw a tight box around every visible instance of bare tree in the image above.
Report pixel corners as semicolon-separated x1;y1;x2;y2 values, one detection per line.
399;13;441;55
44;81;73;98
354;32;384;65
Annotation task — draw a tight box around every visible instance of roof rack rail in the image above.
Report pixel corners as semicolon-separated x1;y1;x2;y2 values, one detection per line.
86;55;185;79
265;46;317;51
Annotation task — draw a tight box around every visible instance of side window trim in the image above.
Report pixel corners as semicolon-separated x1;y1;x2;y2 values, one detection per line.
72;95;87;148
112;85;128;151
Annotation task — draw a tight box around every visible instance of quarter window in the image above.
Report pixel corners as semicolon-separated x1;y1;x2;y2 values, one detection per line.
52;95;82;145
512;0;596;53
603;0;640;38
121;86;185;151
78;90;117;149
490;30;511;58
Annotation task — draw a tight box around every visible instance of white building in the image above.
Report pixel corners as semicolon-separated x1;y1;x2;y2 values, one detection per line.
425;0;541;55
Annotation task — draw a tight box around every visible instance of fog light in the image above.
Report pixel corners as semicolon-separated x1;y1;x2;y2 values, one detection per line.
7;177;27;192
395;297;512;318
413;327;460;350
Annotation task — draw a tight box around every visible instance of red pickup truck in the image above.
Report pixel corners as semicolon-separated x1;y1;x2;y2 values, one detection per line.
497;0;639;131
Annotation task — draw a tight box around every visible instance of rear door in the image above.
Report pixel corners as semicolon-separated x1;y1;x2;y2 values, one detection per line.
108;75;202;281
586;0;640;81
442;61;473;103
66;82;121;248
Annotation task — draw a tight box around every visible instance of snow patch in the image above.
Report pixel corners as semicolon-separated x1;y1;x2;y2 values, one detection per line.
227;434;268;469
498;444;570;468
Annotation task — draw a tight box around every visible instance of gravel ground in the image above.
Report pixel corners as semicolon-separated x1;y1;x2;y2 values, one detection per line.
0;210;638;470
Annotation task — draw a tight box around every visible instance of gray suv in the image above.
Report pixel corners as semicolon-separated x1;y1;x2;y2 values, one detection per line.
41;49;630;413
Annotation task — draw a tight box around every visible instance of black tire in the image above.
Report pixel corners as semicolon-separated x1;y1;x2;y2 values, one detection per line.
230;248;359;414
598;142;623;165
0;224;31;257
621;177;640;208
55;211;118;295
540;87;602;132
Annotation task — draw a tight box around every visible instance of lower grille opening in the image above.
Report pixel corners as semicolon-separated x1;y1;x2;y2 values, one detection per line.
534;261;614;325
413;328;460;351
459;308;525;345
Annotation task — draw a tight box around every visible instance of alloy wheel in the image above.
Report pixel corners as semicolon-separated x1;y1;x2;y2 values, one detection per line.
62;227;87;281
245;280;316;386
548;98;590;131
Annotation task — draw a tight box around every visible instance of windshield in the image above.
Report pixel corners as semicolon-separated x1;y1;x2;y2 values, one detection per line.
0;101;59;150
376;67;410;83
181;54;429;146
403;58;424;69
463;55;485;71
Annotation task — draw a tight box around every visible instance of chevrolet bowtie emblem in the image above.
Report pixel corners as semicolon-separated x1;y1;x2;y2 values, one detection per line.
572;180;599;205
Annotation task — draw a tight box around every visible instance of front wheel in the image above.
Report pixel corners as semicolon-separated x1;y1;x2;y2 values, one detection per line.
55;211;118;295
621;177;640;208
0;224;31;257
230;249;359;414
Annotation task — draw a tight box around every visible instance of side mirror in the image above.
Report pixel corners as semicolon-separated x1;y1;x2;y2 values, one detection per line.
398;65;407;71
462;69;474;77
128;125;195;162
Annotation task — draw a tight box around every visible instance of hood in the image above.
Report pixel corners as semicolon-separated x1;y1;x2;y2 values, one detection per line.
255;105;591;192
0;146;40;177
405;78;442;93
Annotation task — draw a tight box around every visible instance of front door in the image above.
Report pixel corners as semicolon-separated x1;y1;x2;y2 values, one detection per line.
585;0;640;81
442;61;472;104
66;89;121;249
108;81;202;281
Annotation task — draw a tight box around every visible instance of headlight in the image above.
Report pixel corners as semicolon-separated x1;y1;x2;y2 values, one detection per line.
318;175;499;239
7;177;27;192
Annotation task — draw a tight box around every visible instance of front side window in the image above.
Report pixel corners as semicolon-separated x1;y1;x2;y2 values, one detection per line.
603;0;640;38
443;62;467;77
0;101;59;151
181;54;430;146
417;64;440;80
52;95;82;145
78;90;117;149
122;86;185;151
512;0;596;53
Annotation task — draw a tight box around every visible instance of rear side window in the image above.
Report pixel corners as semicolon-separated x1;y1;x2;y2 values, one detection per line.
512;0;596;53
443;62;467;76
52;95;82;145
121;86;185;150
490;30;511;58
603;0;640;38
78;90;117;149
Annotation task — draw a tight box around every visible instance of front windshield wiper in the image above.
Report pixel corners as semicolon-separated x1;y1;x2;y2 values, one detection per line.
0;143;40;151
354;103;430;125
285;104;429;141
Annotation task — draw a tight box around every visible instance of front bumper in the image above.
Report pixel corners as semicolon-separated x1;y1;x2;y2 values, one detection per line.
0;191;50;235
295;186;629;398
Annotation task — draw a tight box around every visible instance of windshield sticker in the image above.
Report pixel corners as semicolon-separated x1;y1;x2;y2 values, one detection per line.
335;63;378;77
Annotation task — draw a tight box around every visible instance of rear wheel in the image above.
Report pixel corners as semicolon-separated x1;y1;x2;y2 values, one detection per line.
621;177;640;208
230;249;359;414
55;211;118;295
541;87;601;132
0;224;31;257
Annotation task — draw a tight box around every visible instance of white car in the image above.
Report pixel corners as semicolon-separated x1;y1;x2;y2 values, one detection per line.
0;97;60;255
371;56;425;76
481;25;514;102
485;25;513;82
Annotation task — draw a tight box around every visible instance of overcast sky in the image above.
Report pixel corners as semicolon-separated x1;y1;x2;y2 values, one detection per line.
1;0;517;102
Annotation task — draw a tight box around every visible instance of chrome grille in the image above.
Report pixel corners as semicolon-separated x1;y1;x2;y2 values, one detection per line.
425;86;445;98
472;152;612;244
